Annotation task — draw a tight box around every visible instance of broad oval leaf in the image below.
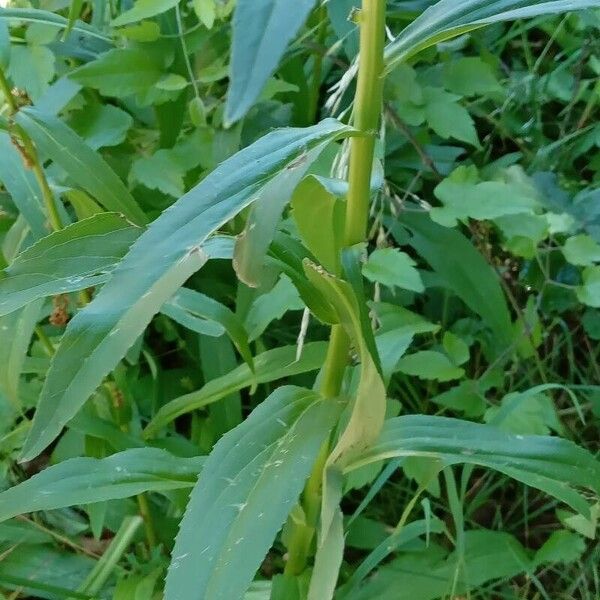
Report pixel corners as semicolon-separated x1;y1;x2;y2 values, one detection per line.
15;108;148;226
0;448;204;523
347;415;600;516
384;0;600;72
144;341;328;437
164;386;342;600
225;0;317;125
20;119;351;461
0;213;142;316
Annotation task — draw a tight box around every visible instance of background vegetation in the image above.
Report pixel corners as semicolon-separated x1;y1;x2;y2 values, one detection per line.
0;0;599;598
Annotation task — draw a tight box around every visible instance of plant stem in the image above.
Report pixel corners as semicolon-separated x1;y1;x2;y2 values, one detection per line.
307;3;327;124
344;0;386;247
0;65;63;232
285;0;386;577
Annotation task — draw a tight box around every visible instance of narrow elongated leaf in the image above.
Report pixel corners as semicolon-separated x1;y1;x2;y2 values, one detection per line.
0;132;47;239
0;448;204;523
225;0;317;125
144;341;328;436
384;0;600;72
398;212;513;352
0;214;142;316
20;236;228;462
347;415;600;515
21;119;351;461
0;300;42;409
0;7;111;42
165;386;342;600
163;287;254;369
15;108;148;226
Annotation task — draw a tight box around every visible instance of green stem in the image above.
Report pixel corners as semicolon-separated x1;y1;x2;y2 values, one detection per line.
74;516;142;598
284;0;386;577
344;0;386;247
307;4;327;124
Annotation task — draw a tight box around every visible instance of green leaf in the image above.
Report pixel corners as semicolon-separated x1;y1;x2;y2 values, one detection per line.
443;57;501;96
225;0;317;125
0;214;142;316
384;0;600;72
0;448;203;523
304;262;386;463
534;530;586;566
145;341;328;437
563;234;600;266
244;274;304;341
8;45;55;102
0;300;42;410
432;167;538;227
0;7;111;42
233;145;333;287
347;530;531;600
423;87;479;147
15;108;148;226
68;103;134;150
577;266;600;307
348;415;600;516
64;0;84;38
112;0;181;27
19;119;350;462
291;176;345;274
193;0;216;28
19;238;229;462
442;331;470;366
0;132;47;239
131;151;185;197
164;386;341;600
163;287;254;369
69;48;164;97
396;351;464;382
399;212;513;352
362;248;424;293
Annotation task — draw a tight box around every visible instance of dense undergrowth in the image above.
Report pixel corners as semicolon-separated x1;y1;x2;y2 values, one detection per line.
0;0;599;599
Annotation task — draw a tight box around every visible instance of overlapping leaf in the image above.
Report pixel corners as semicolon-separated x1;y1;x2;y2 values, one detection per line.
15;108;148;225
0;448;204;522
145;341;328;436
21;119;351;461
348;415;600;515
164;386;342;600
384;0;600;71
225;0;317;124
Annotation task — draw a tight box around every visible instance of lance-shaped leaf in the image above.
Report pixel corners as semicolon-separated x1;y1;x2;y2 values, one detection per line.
0;300;43;410
20;119;351;461
347;415;600;516
225;0;317;125
144;341;328;437
164;386;342;600
15;108;148;226
0;448;204;522
0;132;47;239
384;0;600;72
0;7;111;42
162;287;254;369
398;212;513;352
0;214;142;316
